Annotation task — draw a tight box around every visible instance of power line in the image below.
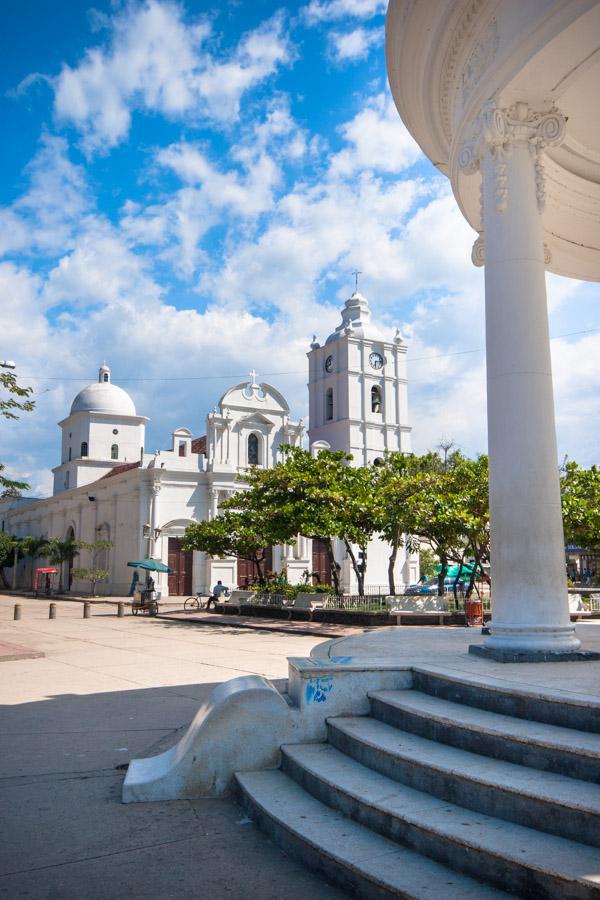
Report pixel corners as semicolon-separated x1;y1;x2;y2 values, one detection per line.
14;326;600;384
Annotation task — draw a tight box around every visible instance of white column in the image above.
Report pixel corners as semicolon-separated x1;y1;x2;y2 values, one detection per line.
150;482;161;558
138;480;149;558
208;488;219;520
461;100;578;653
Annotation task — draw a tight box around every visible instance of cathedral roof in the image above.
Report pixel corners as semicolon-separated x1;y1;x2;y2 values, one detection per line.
98;461;141;480
325;291;385;344
70;364;137;417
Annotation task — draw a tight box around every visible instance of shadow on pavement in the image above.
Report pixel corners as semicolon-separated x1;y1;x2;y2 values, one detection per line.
0;679;343;900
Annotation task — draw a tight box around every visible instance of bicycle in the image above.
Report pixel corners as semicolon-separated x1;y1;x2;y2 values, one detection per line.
184;593;209;611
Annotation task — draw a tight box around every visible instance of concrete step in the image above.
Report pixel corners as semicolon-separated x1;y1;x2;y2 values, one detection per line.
327;716;600;847
412;668;600;733
236;769;511;900
369;689;600;782
282;742;600;900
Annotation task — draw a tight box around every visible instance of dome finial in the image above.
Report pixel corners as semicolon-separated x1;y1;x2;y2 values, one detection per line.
98;363;111;384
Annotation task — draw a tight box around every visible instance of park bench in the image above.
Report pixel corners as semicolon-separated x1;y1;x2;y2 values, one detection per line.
220;590;253;613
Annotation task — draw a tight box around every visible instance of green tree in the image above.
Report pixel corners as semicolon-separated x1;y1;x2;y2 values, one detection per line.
0;532;15;589
229;447;349;593
183;509;279;585
561;462;600;553
419;548;438;581
44;537;82;592
234;446;382;595
376;452;441;594
335;463;381;595
1;369;35;496
19;535;50;590
71;568;110;597
68;539;112;595
448;454;490;600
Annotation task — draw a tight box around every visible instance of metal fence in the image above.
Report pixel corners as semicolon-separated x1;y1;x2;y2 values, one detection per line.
581;593;600;611
321;594;391;612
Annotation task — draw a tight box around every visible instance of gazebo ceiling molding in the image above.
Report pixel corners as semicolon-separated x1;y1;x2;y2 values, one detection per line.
386;0;600;281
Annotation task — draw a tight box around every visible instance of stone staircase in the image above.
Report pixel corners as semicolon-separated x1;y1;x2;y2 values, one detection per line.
236;669;600;899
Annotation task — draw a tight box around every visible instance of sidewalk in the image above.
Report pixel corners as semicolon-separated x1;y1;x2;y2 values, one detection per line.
0;594;347;900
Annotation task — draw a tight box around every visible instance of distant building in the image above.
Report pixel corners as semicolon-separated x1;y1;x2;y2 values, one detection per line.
1;293;417;596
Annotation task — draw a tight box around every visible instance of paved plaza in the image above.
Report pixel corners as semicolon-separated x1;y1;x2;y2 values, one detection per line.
2;594;599;899
0;594;348;900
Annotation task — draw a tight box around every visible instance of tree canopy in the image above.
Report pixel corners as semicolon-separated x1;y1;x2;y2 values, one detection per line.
1;369;35;496
561;462;600;552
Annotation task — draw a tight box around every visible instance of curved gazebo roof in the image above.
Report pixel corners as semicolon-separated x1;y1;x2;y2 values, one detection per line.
386;0;600;281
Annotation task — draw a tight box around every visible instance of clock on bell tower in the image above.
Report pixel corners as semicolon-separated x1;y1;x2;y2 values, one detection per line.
307;291;411;466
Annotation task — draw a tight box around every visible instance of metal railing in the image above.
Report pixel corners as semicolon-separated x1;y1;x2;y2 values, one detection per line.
321;594;391;612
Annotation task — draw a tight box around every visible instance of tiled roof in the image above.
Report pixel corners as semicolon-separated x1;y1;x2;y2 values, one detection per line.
99;461;141;480
191;435;207;455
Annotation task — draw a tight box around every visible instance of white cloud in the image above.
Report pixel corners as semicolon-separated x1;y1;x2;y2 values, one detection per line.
328;25;384;63
329;93;422;176
51;2;292;153
0;135;91;257
195;13;292;123
42;224;163;310
303;0;386;25
119;98;311;277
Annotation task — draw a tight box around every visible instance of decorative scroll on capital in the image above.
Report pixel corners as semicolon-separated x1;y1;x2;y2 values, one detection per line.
471;234;485;267
459;99;566;213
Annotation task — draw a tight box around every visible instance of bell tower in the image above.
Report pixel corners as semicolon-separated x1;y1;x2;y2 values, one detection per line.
307;291;411;466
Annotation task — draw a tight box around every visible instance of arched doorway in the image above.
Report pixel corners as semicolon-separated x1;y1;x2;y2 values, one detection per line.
168;539;193;595
162;520;196;596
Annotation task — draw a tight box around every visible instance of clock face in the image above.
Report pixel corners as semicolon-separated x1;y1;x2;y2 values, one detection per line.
324;355;333;372
369;352;384;370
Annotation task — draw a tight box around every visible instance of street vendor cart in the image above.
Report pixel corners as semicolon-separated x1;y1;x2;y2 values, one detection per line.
132;586;161;616
127;558;172;617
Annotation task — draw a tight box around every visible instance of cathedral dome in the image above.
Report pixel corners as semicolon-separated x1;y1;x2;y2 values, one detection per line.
325;291;385;344
70;365;137;416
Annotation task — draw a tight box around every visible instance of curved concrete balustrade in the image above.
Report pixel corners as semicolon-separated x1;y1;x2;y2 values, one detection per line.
122;659;413;803
122;675;290;802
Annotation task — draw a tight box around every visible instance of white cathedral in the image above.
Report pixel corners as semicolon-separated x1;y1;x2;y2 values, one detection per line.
1;292;418;596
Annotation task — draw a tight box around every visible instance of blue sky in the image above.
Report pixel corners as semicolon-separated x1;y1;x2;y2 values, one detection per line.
1;0;598;495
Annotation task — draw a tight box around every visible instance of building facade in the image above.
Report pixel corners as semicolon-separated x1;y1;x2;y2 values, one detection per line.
1;295;417;597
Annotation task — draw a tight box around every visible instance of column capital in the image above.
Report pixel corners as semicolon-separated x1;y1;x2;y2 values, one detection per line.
471;234;552;268
459;99;566;213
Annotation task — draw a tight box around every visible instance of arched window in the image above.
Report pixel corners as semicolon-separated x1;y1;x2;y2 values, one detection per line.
80;441;88;458
178;441;186;457
248;433;260;465
326;388;334;421
103;373;109;382
111;444;119;460
68;447;72;461
371;385;382;413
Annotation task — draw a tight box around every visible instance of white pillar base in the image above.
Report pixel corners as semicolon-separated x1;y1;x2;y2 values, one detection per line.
486;621;581;654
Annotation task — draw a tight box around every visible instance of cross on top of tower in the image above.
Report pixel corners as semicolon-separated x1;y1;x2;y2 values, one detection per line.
352;269;362;292
249;368;259;387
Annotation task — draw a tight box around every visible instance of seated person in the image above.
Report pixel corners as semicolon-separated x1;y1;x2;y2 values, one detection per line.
206;580;230;610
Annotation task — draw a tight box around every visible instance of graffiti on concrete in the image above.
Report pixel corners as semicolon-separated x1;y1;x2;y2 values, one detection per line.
305;676;333;704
